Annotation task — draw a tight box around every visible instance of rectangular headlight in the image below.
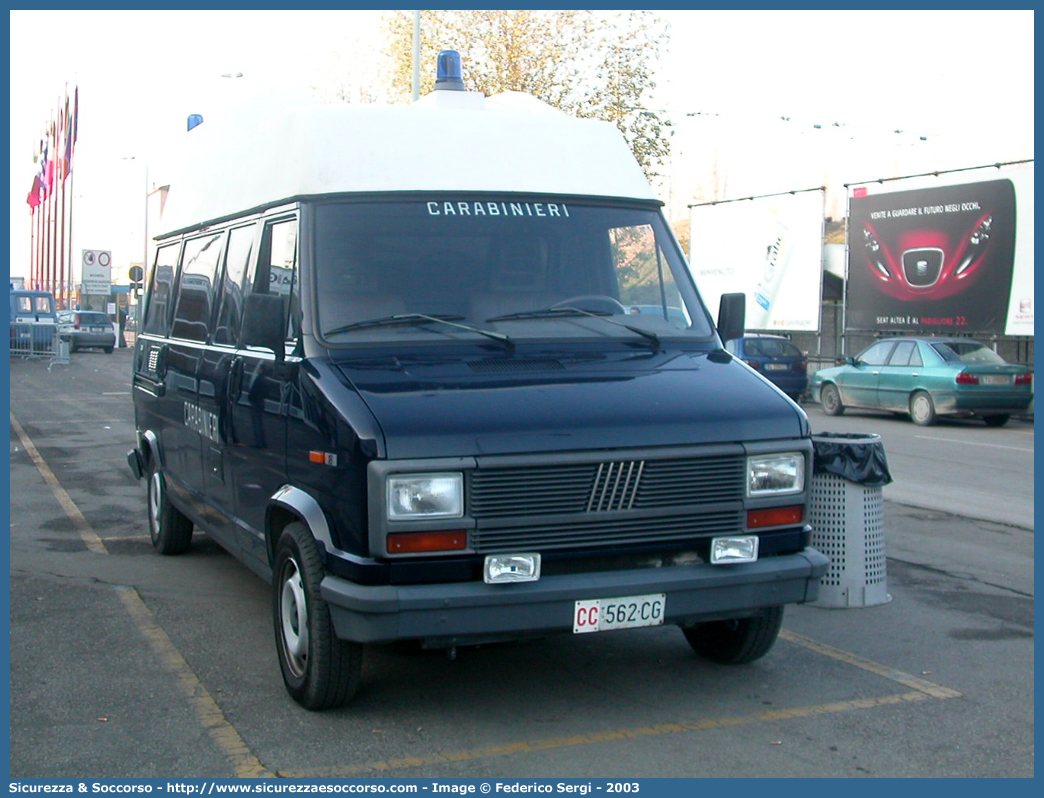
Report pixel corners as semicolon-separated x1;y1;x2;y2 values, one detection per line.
387;473;464;520
747;453;804;497
484;554;541;584
710;536;759;564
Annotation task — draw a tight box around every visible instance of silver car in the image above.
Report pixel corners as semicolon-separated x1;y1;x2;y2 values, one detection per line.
57;310;116;353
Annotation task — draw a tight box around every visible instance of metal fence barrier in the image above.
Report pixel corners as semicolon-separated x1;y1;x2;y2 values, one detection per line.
9;323;68;366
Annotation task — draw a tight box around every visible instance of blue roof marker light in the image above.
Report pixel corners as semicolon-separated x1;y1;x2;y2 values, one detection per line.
435;50;465;91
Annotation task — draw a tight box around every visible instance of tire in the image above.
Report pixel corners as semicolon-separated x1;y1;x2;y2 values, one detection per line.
820;383;844;416
147;465;193;555
983;414;1010;427
273;522;363;710
909;391;937;426
104;346;114;354
682;606;784;665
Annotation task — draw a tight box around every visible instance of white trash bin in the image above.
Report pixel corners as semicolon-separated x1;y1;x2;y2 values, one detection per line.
808;433;892;608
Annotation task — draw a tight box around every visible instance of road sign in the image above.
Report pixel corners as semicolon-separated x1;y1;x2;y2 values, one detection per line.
82;249;112;294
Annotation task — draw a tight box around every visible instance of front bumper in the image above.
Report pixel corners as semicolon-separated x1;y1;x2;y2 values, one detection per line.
321;548;829;644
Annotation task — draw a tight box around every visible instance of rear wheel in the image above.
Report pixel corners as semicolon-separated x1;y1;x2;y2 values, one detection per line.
147;464;193;555
274;522;363;710
820;384;844;416
983;414;1011;427
682;606;784;664
909;391;937;426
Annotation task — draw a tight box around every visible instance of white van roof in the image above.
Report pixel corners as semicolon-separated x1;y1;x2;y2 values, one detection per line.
156;89;657;237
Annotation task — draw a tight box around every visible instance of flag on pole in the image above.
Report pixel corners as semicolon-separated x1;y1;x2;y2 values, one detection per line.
39;137;50;199
61;93;71;180
26;174;44;209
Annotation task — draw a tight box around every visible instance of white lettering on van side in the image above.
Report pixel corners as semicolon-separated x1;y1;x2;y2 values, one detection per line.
426;202;570;218
184;402;220;444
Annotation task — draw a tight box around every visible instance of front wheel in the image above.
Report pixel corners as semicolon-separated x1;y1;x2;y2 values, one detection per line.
682;606;784;664
274;522;363;710
909;390;937;426
983;414;1010;427
820;383;844;416
147;465;193;555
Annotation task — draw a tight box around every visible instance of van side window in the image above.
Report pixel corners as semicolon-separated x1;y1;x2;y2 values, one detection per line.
142;243;181;336
247;218;299;345
212;224;257;347
171;232;225;341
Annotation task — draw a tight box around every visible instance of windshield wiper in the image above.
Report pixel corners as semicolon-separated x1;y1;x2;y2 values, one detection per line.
487;307;661;350
326;313;513;350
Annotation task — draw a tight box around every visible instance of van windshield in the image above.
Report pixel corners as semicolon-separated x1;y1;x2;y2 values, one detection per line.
313;199;714;345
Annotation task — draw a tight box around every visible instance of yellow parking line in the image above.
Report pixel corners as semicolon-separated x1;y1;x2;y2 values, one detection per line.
280;690;944;778
116;586;276;779
10;411;108;555
283;633;963;778
779;630;962;699
12;411;272;778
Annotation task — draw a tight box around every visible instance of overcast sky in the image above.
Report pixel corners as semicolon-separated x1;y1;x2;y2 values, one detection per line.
9;9;1034;285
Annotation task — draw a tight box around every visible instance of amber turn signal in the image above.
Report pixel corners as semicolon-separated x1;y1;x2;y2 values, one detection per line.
387;530;467;554
747;505;804;529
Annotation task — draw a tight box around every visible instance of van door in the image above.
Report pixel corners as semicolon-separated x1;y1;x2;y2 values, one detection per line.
134;243;182;480
196;222;257;538
165;231;226;518
226;215;299;570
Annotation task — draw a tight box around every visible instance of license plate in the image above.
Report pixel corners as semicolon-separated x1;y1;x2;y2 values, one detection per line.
980;375;1011;385
765;363;787;371
573;593;665;634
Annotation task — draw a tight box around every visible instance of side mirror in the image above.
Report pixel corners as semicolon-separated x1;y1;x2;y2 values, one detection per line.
716;293;745;345
242;293;286;360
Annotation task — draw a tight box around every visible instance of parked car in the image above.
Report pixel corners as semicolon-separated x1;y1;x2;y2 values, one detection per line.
725;334;808;401
57;310;116;353
810;337;1033;427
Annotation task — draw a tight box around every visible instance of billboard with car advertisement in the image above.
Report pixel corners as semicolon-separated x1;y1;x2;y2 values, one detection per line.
846;163;1033;336
689;189;824;332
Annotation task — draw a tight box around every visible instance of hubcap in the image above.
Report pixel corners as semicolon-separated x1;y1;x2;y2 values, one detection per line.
280;558;309;678
913;396;929;421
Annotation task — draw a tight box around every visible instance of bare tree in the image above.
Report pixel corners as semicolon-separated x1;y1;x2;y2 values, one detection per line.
383;10;671;179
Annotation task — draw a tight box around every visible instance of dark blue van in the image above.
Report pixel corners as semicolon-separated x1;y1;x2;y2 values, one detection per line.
128;55;827;710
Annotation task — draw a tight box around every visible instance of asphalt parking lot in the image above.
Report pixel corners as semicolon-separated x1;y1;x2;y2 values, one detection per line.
8;348;1034;779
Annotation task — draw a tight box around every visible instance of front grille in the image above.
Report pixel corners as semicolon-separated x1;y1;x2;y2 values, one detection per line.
467;453;747;553
469;455;745;518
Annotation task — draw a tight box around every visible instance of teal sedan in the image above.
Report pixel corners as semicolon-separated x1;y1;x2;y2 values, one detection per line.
810;338;1033;427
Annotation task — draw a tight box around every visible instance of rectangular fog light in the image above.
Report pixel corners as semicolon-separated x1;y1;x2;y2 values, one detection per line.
710;536;759;565
484;553;541;584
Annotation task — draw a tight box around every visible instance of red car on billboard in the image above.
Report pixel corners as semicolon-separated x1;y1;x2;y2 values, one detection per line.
848;179;1016;333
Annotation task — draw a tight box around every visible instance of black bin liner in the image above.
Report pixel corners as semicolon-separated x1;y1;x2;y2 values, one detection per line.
812;432;893;487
